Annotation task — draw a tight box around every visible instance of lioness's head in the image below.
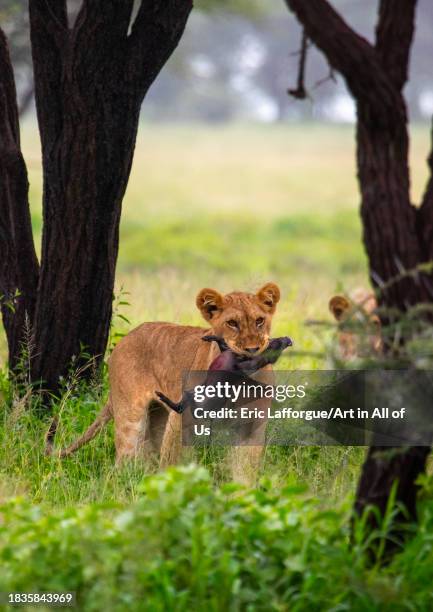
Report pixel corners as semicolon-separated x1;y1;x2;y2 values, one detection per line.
196;282;280;356
329;288;382;359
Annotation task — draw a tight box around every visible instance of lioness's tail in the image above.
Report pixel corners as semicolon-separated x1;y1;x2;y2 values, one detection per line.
45;400;113;458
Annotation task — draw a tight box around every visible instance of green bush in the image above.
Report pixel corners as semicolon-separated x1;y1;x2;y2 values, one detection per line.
1;465;433;611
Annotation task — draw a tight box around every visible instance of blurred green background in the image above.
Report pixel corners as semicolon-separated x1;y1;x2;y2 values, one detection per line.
1;121;429;367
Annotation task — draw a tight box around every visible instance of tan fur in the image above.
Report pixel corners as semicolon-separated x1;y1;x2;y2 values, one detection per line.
46;283;281;477
329;288;382;359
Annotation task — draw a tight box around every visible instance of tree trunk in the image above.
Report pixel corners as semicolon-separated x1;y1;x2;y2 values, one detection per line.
29;3;143;387
284;0;432;529
30;105;139;389
356;98;432;308
0;29;39;371
354;95;432;524
354;446;430;524
0;0;191;393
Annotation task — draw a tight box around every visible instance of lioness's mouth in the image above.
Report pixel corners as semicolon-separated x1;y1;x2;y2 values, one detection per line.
232;345;267;357
225;343;246;356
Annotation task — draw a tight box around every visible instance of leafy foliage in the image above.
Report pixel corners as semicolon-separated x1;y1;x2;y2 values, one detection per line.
1;465;433;610
0;357;431;610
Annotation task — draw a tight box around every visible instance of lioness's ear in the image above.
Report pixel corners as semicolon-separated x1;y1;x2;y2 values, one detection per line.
257;282;280;313
329;295;350;321
196;288;224;321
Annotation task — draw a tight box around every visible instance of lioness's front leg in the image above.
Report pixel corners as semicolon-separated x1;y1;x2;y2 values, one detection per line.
158;338;218;467
229;369;272;485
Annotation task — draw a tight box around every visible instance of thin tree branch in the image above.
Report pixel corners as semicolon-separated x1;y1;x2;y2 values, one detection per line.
284;0;398;116
287;29;309;100
375;0;417;92
313;65;336;90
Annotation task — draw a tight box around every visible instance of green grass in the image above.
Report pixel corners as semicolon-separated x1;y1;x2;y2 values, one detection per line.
1;122;433;609
0;367;364;506
1;465;433;611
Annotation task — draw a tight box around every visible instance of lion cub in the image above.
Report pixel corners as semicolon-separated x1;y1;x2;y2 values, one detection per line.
329;288;382;359
46;283;281;470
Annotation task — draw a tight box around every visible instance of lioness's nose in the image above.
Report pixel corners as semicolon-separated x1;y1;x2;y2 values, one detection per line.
245;347;259;354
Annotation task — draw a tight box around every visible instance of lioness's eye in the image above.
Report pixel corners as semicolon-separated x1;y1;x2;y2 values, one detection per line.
227;319;239;329
256;317;265;327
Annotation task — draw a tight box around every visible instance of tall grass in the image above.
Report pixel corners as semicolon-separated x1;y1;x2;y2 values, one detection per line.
0;365;364;507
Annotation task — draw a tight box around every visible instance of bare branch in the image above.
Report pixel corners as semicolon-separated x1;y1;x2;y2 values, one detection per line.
313;65;336;90
287;29;309;100
284;0;398;115
375;0;417;92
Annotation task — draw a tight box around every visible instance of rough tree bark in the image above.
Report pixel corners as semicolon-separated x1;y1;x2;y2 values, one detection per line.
0;1;192;392
0;29;39;371
285;0;432;525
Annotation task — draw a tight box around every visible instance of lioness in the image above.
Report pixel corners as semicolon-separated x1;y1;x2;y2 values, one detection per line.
47;282;281;473
329;288;382;358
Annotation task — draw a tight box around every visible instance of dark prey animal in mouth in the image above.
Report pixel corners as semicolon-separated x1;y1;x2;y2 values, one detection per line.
156;335;292;414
